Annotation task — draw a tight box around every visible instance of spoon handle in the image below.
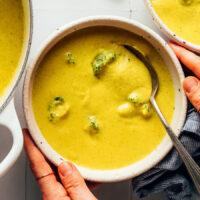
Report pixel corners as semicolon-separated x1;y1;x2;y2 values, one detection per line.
150;98;200;194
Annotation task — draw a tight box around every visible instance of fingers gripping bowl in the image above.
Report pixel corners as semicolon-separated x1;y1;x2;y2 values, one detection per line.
23;16;187;182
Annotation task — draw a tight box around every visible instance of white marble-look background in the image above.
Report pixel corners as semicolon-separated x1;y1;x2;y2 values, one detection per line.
0;0;198;199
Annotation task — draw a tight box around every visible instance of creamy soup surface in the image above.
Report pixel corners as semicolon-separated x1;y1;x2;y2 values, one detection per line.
32;28;175;169
0;0;24;96
151;0;200;45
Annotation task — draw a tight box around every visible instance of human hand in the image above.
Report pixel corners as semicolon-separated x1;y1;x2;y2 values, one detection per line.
169;43;200;112
23;129;97;200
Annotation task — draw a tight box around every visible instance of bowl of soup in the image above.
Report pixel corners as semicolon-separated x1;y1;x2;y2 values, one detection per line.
23;16;187;182
0;0;32;177
145;0;200;53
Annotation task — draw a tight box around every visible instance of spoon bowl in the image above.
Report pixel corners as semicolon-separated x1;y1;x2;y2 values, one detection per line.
122;44;159;98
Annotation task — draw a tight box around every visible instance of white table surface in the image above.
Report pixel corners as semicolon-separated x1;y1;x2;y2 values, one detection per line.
0;0;198;199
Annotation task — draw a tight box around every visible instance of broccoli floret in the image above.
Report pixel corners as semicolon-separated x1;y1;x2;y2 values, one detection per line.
140;103;152;118
84;116;99;133
91;50;116;77
88;116;99;130
48;96;70;122
65;51;76;64
128;91;146;105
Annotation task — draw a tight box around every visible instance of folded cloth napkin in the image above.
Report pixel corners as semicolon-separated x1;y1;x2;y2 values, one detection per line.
132;104;200;200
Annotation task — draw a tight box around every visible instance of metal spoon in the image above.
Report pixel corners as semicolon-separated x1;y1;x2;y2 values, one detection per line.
123;44;200;194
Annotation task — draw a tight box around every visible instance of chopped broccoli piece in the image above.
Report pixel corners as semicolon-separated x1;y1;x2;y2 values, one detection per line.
91;50;116;77
128;91;145;105
140;103;152;118
84;116;99;133
65;51;76;64
48;96;70;122
88;116;99;130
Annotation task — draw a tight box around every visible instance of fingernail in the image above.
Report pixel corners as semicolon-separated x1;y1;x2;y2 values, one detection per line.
59;162;73;177
184;78;199;93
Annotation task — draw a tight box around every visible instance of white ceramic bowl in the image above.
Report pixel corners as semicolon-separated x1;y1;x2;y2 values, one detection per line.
23;16;187;182
0;0;32;178
144;0;200;53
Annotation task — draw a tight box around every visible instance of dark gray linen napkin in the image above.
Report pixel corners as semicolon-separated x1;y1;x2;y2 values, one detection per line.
132;105;200;200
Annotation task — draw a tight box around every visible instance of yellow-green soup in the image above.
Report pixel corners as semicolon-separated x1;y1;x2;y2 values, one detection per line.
0;0;24;96
32;28;175;169
151;0;200;45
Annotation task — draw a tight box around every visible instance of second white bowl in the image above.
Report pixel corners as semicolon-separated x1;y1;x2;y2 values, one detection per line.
144;0;200;53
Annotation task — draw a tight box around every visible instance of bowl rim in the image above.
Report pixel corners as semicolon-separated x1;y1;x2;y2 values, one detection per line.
23;15;187;182
0;0;33;113
144;0;200;53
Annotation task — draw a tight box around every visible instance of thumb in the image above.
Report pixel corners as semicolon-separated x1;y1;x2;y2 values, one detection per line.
58;162;97;200
183;76;200;112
